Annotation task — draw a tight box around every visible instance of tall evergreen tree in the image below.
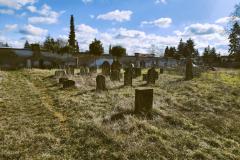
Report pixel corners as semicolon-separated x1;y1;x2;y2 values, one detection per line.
229;22;240;56
164;46;169;58
186;38;195;57
177;38;185;58
68;15;76;49
24;40;30;49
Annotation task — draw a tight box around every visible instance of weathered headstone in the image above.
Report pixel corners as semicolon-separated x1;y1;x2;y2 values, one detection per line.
135;89;153;113
66;67;74;75
55;70;66;77
185;58;193;80
59;77;68;84
147;67;158;84
110;70;120;81
90;66;97;73
142;74;148;81
96;75;107;91
80;67;86;75
63;80;75;88
124;68;133;86
134;68;142;77
101;61;111;76
160;68;164;74
111;60;121;72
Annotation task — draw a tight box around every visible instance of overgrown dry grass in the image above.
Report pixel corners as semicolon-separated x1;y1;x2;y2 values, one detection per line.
0;68;240;160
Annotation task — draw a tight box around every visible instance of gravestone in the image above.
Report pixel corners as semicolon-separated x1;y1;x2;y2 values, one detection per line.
96;75;107;91
110;70;120;81
101;61;111;76
55;70;66;77
59;77;68;84
185;58;193;80
147;67;158;84
63;80;75;88
142;74;148;81
111;60;121;72
135;89;153;113
134;68;142;77
160;68;164;74
90;66;97;73
80;67;86;75
124;68;133;86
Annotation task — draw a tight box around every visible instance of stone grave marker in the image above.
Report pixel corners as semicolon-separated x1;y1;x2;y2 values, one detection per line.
124;68;133;86
160;68;164;74
96;75;107;91
185;58;193;80
63;80;75;88
142;74;148;81
55;70;66;77
110;70;120;81
134;68;142;77
59;77;68;84
135;89;153;113
101;61;111;76
147;67;158;84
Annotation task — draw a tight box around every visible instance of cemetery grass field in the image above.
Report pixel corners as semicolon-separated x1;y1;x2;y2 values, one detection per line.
0;69;240;160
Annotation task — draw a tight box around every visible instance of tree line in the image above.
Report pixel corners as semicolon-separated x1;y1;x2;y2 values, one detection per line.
24;15;127;59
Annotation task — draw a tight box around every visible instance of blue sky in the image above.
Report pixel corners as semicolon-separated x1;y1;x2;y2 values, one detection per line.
0;0;239;55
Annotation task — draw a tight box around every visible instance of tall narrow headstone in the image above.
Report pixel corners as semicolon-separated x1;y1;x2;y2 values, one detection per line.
96;75;107;91
135;89;153;113
185;58;193;80
101;61;111;76
124;68;133;86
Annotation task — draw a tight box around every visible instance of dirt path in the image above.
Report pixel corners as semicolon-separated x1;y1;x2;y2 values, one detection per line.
0;70;69;159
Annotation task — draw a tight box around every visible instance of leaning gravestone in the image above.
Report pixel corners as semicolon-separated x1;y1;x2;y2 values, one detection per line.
147;67;158;84
96;75;107;91
185;58;193;80
63;80;75;88
124;68;133;86
101;61;111;76
135;89;153;113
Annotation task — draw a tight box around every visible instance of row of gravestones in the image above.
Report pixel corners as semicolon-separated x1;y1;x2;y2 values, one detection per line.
55;58;193;89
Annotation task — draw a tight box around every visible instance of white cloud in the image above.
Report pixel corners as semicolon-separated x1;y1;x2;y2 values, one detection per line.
82;0;92;4
5;24;18;31
155;0;167;4
19;24;48;36
27;4;64;24
0;9;15;15
0;0;36;9
177;23;225;36
97;10;133;22
141;18;172;28
215;16;240;24
26;5;37;12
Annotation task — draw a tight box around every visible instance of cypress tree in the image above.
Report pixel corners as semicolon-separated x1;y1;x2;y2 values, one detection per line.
68;15;76;49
